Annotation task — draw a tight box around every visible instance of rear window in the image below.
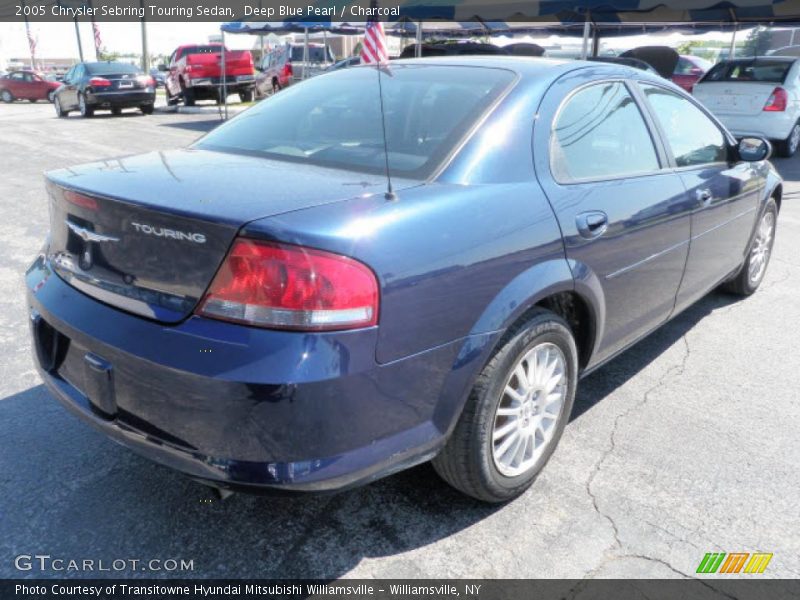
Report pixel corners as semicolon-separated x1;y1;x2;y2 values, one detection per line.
702;60;793;83
195;65;515;179
86;62;140;75
183;45;222;56
290;46;333;62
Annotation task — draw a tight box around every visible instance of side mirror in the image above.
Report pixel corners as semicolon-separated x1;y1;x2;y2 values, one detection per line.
737;137;771;162
157;63;168;72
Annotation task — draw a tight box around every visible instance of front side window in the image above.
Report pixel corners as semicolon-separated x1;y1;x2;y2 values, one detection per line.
641;84;727;167
551;81;660;182
196;65;515;179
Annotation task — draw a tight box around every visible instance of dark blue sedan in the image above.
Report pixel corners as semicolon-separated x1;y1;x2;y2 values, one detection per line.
26;57;781;502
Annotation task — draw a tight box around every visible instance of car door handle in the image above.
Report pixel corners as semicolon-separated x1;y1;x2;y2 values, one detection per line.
696;188;713;205
575;211;608;239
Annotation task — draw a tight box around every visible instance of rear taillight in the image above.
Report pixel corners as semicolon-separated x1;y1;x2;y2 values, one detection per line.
282;63;293;78
197;239;379;331
137;75;155;87
764;87;788;112
88;77;111;88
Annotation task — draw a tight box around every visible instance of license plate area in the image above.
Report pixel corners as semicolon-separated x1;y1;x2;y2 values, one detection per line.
118;80;133;89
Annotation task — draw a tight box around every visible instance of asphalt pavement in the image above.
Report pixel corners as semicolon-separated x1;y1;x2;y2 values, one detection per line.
1;101;798;581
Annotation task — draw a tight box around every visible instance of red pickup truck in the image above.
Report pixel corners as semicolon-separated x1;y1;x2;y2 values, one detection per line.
163;43;255;106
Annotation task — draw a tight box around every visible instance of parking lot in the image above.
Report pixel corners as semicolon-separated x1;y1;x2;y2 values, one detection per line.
1;101;798;581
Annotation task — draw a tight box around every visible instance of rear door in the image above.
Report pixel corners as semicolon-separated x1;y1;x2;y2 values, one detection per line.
534;77;693;364
638;83;762;311
61;65;82;109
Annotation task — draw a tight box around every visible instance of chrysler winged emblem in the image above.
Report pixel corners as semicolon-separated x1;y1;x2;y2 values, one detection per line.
65;220;120;243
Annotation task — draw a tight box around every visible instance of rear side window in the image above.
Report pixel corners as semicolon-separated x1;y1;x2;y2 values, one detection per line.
196;65;515;179
551;81;660;182
290;46;332;62
641;84;727;167
702;60;793;83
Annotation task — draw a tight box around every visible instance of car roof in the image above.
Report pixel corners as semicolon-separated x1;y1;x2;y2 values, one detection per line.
386;55;666;85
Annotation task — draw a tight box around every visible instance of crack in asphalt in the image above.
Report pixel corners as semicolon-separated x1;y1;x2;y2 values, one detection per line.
585;335;692;550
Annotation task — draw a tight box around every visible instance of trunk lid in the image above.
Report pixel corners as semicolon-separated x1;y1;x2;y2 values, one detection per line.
45;148;414;323
693;81;780;116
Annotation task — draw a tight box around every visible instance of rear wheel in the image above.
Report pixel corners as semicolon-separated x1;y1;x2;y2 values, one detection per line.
433;309;578;503
722;198;778;296
776;121;800;157
1;89;14;103
54;95;68;117
78;94;93;118
140;103;154;115
181;80;195;106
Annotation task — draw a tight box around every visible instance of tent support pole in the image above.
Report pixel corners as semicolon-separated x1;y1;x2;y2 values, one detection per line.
303;28;309;80
416;20;422;57
729;24;737;59
221;28;227;120
580;20;591;59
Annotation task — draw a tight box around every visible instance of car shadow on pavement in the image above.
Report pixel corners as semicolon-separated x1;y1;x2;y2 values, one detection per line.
158;118;224;133
0;291;740;580
571;290;739;421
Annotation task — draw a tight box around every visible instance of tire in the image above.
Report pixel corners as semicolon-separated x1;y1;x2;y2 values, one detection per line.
722;198;778;296
54;95;68;117
433;309;578;503
272;78;282;94
181;80;195;107
1;89;14;103
140;103;154;115
111;107;122;116
776;121;800;158
47;90;56;103
78;93;93;118
238;90;253;103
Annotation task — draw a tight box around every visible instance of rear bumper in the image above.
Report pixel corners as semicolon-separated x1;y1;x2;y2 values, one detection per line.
186;76;255;89
86;90;155;108
713;111;796;141
25;254;478;492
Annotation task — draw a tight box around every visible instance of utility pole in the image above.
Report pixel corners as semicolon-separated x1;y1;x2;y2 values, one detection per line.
139;0;149;72
74;18;84;62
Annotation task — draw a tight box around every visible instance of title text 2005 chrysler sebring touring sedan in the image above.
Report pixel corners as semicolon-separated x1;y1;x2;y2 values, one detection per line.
27;58;781;502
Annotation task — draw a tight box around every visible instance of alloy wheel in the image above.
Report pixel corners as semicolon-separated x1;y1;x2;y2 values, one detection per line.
748;211;775;286
790;124;800;155
492;342;567;477
1;90;12;103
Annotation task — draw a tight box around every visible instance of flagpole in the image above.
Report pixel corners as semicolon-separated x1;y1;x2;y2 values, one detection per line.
20;0;35;69
74;18;84;63
88;0;100;60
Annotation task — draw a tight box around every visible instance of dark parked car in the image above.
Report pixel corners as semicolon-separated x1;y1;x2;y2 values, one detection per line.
53;61;155;118
399;41;506;58
27;58;780;502
0;70;61;103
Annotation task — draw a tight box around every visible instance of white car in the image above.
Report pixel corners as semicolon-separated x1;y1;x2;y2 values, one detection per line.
693;57;800;157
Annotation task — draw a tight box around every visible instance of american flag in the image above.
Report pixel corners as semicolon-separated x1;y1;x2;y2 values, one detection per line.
360;0;388;65
92;21;103;55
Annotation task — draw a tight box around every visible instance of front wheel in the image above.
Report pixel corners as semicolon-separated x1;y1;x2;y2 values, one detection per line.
722;198;778;296
1;89;14;103
238;90;253;103
433;309;578;503
776;121;800;157
54;96;68;117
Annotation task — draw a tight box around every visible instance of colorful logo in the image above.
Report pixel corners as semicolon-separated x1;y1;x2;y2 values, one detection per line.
696;552;773;574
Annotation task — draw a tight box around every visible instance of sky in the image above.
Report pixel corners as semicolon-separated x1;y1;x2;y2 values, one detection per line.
0;21;737;64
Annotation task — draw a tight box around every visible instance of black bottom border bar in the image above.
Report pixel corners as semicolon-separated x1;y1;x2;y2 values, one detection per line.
3;579;800;600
